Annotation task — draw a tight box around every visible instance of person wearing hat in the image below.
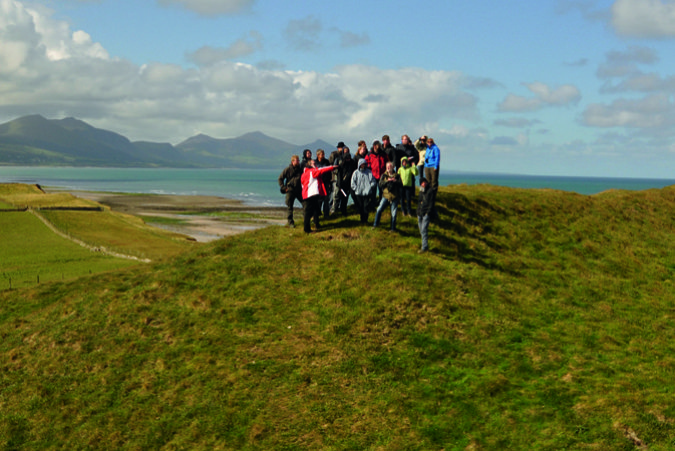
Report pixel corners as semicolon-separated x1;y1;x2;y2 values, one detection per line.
417;176;436;253
350;157;377;224
397;156;418;216
329;141;347;215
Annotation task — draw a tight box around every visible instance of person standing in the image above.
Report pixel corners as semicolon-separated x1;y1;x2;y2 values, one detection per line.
314;149;332;219
366;140;387;207
278;155;303;227
397;156;418;216
351;158;377;224
417;177;435;253
415;136;427;187
373;162;402;232
301;159;335;234
424;138;441;219
300;149;313;171
354;143;369;168
395;134;418;171
381;135;397;166
337;149;357;216
329;142;346;215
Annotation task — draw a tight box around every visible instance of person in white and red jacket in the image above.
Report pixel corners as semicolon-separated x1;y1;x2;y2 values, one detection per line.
301;159;335;233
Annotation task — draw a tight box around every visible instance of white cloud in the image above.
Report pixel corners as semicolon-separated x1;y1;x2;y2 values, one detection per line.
596;46;658;79
583;94;675;128
498;82;581;112
284;15;322;52
187;31;263;66
0;1;483;145
494;118;542;128
611;0;675;37
156;0;254;16
338;30;370;48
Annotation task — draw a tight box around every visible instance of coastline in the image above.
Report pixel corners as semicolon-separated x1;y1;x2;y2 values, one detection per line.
47;189;287;242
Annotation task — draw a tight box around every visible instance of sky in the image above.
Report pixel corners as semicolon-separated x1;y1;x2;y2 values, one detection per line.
2;0;675;177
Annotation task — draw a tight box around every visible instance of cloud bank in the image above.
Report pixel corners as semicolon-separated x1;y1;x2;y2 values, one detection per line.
0;0;487;145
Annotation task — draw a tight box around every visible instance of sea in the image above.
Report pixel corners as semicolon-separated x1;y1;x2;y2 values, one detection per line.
1;166;674;207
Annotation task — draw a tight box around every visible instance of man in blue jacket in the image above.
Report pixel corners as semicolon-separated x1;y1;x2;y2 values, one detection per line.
424;138;440;220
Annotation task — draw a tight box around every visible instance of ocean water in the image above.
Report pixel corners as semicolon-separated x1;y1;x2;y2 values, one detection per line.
1;166;674;207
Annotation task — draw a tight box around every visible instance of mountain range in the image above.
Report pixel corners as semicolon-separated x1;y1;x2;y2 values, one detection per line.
0;115;333;169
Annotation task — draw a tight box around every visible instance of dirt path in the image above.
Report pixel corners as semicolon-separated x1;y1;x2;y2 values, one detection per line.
46;190;287;242
29;209;152;262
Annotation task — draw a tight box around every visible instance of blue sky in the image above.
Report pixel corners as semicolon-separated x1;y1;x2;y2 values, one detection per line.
3;0;675;177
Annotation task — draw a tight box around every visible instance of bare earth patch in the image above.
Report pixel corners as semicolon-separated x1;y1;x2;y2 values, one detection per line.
47;189;287;242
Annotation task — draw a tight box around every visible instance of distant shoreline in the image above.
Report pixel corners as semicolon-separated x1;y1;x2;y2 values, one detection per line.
48;189;287;242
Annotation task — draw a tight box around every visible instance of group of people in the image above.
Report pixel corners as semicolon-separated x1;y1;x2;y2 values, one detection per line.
278;134;440;252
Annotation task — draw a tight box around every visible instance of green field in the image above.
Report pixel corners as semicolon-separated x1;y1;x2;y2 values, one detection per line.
0;211;138;289
40;210;194;261
0;183;197;289
2;184;675;449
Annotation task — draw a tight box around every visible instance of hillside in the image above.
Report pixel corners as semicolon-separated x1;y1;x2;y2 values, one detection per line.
2;185;675;449
0;115;333;168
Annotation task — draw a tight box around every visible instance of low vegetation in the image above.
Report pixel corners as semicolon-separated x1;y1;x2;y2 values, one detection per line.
0;184;197;289
2;183;675;449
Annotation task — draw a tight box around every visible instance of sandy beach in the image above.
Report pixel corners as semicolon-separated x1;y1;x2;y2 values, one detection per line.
51;190;287;242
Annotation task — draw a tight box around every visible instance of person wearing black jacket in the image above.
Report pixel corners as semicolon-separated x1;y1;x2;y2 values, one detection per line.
278;155;303;227
395;134;419;170
314;149;332;219
336;150;357;215
417;177;436;252
300;149;313;171
381;135;397;166
329;142;346;214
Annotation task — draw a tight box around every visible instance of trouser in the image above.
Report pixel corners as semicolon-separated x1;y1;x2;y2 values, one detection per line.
374;197;399;230
285;190;302;224
418;213;430;251
400;186;414;215
424;167;439;219
331;179;341;213
303;196;320;233
321;184;332;218
338;187;351;215
354;195;370;223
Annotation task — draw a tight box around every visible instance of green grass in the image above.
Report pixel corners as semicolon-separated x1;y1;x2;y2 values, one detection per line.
40;210;196;260
2;184;675;449
0;211;138;289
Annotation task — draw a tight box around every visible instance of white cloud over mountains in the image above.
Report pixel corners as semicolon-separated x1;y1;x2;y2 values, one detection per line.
0;0;486;144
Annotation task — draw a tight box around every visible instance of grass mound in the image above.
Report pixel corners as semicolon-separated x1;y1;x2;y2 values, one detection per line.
2;184;675;449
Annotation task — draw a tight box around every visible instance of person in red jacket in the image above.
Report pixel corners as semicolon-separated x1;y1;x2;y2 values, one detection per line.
366;140;388;210
301;159;335;233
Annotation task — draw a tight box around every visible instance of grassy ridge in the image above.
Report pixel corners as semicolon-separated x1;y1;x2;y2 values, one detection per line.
2;185;675;449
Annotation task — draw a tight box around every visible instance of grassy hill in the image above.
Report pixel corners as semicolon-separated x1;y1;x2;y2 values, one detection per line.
2;184;675;449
